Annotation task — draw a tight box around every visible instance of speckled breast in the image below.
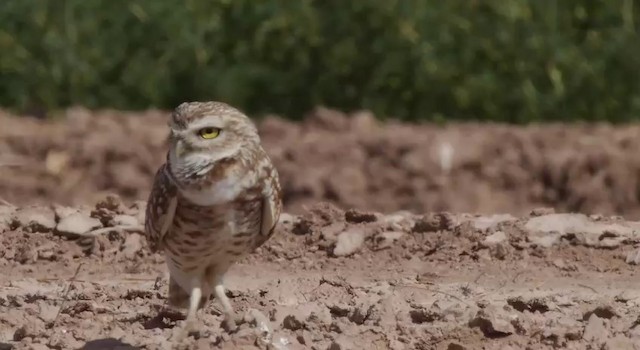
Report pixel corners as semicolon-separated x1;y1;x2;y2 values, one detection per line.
162;194;263;274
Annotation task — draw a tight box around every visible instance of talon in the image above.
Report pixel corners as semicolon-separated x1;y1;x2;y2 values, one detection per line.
222;314;238;333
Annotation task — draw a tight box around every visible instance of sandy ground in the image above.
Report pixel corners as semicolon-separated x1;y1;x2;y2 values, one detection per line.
3;107;640;218
2;108;640;349
1;197;640;349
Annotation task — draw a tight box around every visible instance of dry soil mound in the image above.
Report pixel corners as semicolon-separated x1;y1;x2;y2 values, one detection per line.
1;197;640;349
2;108;640;218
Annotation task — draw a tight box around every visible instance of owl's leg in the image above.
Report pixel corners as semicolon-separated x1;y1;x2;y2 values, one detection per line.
172;278;202;344
185;278;202;331
213;275;238;332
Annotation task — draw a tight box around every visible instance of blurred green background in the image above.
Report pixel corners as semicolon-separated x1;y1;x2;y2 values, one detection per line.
1;0;639;122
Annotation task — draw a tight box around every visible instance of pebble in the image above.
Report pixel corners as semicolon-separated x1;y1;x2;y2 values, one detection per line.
56;212;102;237
482;231;507;246
468;306;516;337
625;249;640;265
321;222;346;241
447;343;468;350
333;228;365;256
53;205;78;220
244;308;274;346
282;314;305;331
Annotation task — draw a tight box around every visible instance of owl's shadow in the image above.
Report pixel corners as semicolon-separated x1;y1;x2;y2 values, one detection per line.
79;338;140;350
143;308;186;330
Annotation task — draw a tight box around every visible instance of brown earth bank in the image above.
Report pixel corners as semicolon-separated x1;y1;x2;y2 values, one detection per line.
2;107;640;218
1;197;640;349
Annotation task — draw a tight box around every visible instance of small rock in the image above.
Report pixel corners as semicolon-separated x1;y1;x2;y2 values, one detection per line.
507;296;550;313
614;291;635;303
349;303;375;325
409;308;440;324
296;330;312;345
344;209;378;223
529;208;555;216
233;327;259;346
327;341;342;350
381;211;415;231
35;242;57;261
112;214;139;227
482;231;507;246
282;314;305;331
13;326;28;341
481;231;510;259
292;218;313;235
244;309;273;346
412;212;453;233
625;249;640;265
583;304;617;320
38;301;60;323
552;259;566;270
582;314;609;344
53;205;78;221
447;343;467;350
15;243;37;264
13;207;56;233
95;194;126;212
321;222;346;241
121;233;143;260
37;249;55;261
528;232;561;248
56;213;102;237
332;228;365;257
468;307;515;338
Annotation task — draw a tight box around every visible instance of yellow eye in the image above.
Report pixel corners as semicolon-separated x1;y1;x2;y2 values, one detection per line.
198;127;220;139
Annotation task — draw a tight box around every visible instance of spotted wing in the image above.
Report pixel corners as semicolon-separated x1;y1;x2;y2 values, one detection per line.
144;163;179;253
254;163;282;249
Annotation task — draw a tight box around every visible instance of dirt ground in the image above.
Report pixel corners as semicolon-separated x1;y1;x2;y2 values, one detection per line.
3;107;640;218
1;197;640;349
2;108;640;349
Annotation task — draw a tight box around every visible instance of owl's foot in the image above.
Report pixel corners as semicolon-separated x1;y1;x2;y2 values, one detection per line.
222;313;239;333
213;278;241;333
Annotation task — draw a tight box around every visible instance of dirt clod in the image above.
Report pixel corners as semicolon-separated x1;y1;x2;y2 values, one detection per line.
582;314;609;344
0;193;639;349
12;207;55;233
332;228;365;257
55;212;102;238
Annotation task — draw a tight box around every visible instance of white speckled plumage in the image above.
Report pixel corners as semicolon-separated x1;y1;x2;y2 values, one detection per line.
143;101;282;336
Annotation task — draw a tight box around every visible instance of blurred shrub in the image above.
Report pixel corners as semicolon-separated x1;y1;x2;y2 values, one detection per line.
1;0;639;122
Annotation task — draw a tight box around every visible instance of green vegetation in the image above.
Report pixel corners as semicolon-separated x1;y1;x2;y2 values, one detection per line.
1;0;639;122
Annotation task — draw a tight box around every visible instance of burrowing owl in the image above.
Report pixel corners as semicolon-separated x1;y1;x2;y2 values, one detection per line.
144;101;282;334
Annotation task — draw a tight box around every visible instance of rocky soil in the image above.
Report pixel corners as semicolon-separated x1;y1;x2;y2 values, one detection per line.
3;107;640;218
1;197;640;349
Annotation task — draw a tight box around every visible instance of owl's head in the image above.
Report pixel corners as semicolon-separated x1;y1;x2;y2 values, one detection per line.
167;101;260;181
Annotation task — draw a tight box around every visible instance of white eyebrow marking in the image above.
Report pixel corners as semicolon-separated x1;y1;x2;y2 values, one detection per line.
187;116;225;130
